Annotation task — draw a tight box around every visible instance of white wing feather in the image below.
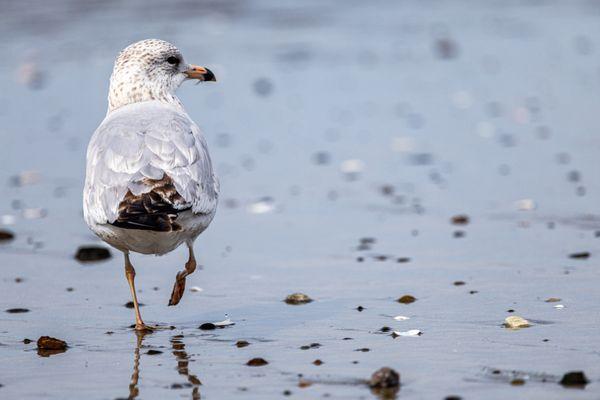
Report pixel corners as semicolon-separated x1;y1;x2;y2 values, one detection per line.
83;101;219;227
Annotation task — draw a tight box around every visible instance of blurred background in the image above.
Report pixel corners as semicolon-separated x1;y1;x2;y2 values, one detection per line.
1;1;600;399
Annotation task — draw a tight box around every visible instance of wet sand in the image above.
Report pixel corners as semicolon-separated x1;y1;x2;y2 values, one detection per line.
1;1;600;399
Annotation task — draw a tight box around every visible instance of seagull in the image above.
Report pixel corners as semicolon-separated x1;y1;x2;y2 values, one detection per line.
83;39;219;331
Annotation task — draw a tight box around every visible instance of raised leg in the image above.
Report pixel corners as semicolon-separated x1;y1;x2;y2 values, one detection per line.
124;252;152;331
168;242;197;306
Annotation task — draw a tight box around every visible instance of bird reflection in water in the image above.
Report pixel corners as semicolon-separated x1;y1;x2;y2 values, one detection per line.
124;331;201;400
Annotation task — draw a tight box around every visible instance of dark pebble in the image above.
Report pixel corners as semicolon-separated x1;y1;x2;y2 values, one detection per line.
451;215;469;225
380;326;391;333
23;338;33;344
0;229;15;242
559;371;589;387
355;348;370;352
283;390;292;396
569;252;590;259
146;349;162;355
396;257;411;263
124;301;143;308
6;308;29;313
356;306;365;312
357;257;364;262
369;367;400;389
313;359;323;366
199;323;216;330
453;281;466;286
453;230;466;238
75;246;111;262
397;295;416;304
445;396;462;400
284;293;313;305
37;336;67;350
247;357;268;366
236;340;250;348
511;378;525;386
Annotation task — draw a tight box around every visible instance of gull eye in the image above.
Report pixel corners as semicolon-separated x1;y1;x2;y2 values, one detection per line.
166;56;180;65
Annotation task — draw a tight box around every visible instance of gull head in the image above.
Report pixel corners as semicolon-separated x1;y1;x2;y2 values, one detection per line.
107;39;215;112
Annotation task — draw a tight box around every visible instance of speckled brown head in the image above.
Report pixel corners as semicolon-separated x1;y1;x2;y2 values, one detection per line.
107;39;215;112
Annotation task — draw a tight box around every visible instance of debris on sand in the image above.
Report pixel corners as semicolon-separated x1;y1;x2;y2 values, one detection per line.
510;378;526;386
369;367;400;389
569;252;590;259
37;336;68;356
504;316;530;329
285;293;313;305
236;340;250;348
559;371;589;387
246;357;268;366
392;330;422;338
214;315;235;327
124;301;143;308
0;229;15;242
397;295;416;304
393;315;410;321
146;349;163;355
300;343;321;350
451;215;469;225
5;308;29;313
545;297;561;303
75;246;111;262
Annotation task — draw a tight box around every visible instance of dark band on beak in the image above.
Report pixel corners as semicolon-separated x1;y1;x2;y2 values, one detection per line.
185;65;216;82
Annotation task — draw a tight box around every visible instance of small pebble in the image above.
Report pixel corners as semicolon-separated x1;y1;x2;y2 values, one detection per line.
0;230;15;242
6;308;29;313
356;306;365;312
236;340;250;348
284;293;313;305
124;301;143;308
453;281;466;286
313;359;323;366
511;378;526;386
504;316;530;329
396;257;411;263
545;297;561;302
569;252;590;259
451;215;469;225
559;371;589;387
199;323;216;330
146;350;162;355
37;336;67;350
397;295;416;304
246;358;268;366
369;367;400;389
75;246;111;262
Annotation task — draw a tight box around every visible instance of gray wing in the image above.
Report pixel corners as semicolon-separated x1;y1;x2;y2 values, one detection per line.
83;102;219;229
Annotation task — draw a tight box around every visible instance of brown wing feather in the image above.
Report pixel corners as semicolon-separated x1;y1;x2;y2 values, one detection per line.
111;175;191;232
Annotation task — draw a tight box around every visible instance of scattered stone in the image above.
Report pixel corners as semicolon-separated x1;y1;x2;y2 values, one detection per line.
283;390;292;396
66;287;74;292
37;336;67;356
369;367;400;389
146;349;162;355
559;371;589;387
298;379;312;388
23;338;33;344
453;281;466;286
356;257;364;262
37;336;67;350
300;343;321;350
451;215;469;225
511;378;526;386
284;293;313;305
356;306;365;312
445;396;462;400
236;340;250;348
545;297;561;302
355;348;370;352
453;230;466;238
0;230;15;242
380;326;391;333
75;246;111;262
199;323;216;330
313;359;323;366
396;257;411;263
569;252;590;259
6;308;29;313
247;357;268;366
124;301;143;308
397;295;416;304
15;277;24;283
504;316;530;329
392;330;422;337
469;290;478;294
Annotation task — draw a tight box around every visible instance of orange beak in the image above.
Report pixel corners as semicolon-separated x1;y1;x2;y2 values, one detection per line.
184;65;216;81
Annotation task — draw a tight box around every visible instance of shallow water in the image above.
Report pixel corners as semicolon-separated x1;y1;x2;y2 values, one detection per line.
1;0;600;399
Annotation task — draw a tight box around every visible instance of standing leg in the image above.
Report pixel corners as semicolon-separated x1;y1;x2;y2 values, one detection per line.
124;252;150;331
168;242;197;306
